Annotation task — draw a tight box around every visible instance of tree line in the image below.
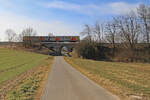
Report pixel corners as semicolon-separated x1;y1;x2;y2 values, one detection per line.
75;4;150;62
4;28;54;43
5;28;37;43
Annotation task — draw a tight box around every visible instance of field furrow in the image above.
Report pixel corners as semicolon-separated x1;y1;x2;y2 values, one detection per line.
0;48;49;84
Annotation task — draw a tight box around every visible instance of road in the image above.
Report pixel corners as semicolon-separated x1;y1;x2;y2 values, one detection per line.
41;56;120;100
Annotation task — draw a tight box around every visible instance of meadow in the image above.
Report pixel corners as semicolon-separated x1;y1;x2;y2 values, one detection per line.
65;57;150;100
0;48;48;84
6;56;53;100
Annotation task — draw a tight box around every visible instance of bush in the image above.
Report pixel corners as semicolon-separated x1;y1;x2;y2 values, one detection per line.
74;41;150;63
75;42;112;60
75;42;98;59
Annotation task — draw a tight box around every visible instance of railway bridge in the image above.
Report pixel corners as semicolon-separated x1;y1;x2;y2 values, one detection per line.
23;36;80;55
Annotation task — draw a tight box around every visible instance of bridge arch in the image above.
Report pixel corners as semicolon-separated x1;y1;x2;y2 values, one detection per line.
60;46;69;56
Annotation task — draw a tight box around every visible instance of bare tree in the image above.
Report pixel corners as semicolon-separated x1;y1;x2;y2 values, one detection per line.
48;33;54;36
105;20;118;56
80;24;92;42
116;13;141;51
18;28;37;42
93;22;105;43
22;28;37;37
5;29;17;42
137;4;150;43
105;21;117;45
17;33;24;42
20;28;37;47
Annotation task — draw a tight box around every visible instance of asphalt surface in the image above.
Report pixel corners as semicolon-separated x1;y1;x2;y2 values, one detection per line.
41;56;120;100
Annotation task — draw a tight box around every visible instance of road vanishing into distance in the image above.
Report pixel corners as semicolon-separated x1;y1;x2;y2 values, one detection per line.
41;56;120;100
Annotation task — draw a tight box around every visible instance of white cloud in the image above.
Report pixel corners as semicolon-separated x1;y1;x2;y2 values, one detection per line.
0;12;79;41
40;1;99;15
108;2;138;15
41;1;139;15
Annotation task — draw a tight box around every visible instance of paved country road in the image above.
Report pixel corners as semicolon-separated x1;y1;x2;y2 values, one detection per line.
41;56;120;100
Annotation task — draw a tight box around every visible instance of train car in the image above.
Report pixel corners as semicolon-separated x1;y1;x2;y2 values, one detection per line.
23;36;80;43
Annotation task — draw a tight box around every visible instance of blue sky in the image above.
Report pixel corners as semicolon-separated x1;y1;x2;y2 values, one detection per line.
0;0;149;40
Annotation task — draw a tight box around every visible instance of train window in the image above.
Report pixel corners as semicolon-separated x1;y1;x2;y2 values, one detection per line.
40;37;43;41
72;37;76;41
56;37;59;41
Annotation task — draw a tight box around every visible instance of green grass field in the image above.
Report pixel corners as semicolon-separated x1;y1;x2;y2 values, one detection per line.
6;57;53;100
65;57;150;100
0;48;49;85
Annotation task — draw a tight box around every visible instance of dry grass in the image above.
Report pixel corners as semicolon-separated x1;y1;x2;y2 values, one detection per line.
6;57;54;100
64;57;150;100
0;48;54;100
34;57;54;100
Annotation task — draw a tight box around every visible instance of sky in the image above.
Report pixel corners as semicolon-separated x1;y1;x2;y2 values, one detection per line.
0;0;149;41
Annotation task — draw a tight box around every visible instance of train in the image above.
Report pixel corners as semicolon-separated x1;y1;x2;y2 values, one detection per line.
23;36;80;43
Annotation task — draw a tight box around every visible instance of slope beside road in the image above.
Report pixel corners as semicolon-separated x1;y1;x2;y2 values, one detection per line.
41;56;119;100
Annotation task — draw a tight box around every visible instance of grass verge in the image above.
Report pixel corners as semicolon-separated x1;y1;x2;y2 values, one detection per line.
64;57;150;100
6;56;54;100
